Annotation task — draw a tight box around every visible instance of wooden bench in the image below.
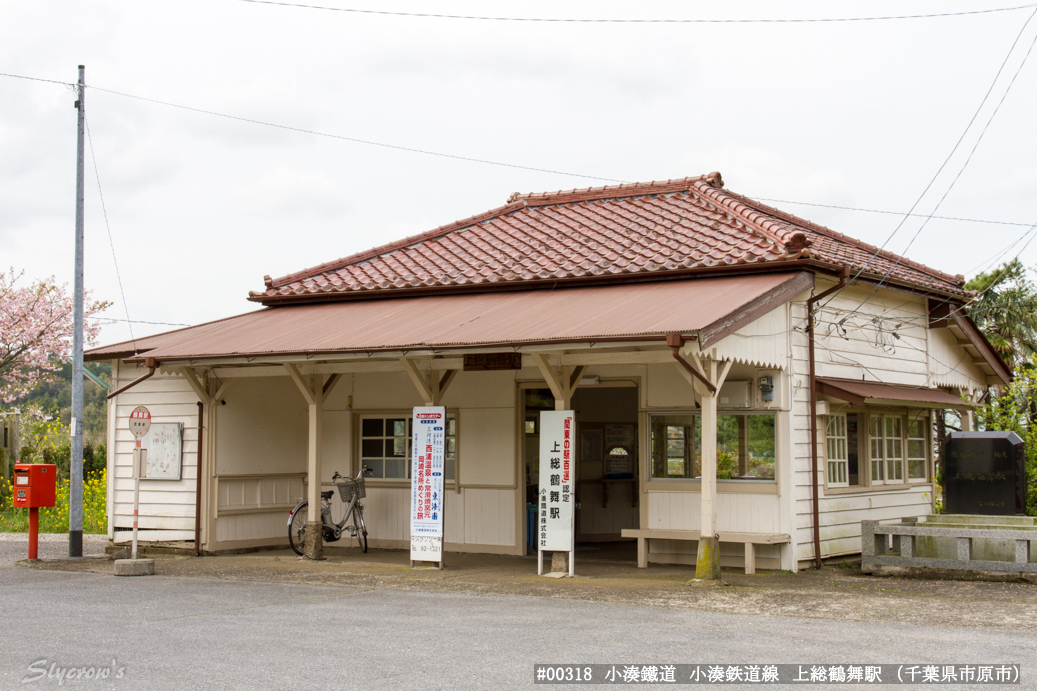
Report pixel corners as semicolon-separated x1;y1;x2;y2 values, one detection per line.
621;528;791;574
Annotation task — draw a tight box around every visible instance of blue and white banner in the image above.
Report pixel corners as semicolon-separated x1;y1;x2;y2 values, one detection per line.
410;406;446;561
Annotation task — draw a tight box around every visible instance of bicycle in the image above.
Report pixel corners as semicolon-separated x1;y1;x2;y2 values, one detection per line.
288;466;373;556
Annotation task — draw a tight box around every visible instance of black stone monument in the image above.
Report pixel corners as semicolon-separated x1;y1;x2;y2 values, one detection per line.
944;431;1025;515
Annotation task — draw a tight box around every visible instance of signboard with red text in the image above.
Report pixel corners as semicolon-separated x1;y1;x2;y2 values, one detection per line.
410;406;446;562
538;410;575;552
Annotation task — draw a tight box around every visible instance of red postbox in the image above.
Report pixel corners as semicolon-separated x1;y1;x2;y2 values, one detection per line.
13;463;57;560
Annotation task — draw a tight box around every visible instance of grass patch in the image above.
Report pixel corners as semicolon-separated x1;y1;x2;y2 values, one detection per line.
0;469;107;533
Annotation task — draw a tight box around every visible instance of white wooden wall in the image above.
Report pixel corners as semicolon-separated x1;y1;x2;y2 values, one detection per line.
789;280;979;565
108;361;200;543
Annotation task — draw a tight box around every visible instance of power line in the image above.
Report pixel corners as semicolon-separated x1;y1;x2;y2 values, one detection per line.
0;71;73;87
89;317;191;326
2;71;1032;233
847;16;1037;316
89;86;624;184
231;0;1037;24
85;117;137;350
817;6;1037;312
751;197;1033;228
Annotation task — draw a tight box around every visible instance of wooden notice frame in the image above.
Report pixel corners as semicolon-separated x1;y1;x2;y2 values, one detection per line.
463;353;522;371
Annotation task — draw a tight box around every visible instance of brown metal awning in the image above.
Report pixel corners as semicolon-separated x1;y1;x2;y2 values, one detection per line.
87;272;812;364
816;377;970;409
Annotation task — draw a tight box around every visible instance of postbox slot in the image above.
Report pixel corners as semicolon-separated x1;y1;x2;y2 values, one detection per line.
16;476;28;485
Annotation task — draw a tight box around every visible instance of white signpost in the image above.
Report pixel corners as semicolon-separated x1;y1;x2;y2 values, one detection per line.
538;409;575;577
410;406;446;568
128;406;151;560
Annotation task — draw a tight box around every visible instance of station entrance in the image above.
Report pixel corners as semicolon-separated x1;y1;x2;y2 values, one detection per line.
524;384;640;557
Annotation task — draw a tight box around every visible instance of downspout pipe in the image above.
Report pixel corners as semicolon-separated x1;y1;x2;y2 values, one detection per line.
106;357;158;400
807;268;849;569
195;401;204;556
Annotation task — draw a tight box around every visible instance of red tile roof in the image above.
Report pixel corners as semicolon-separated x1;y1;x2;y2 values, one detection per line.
251;172;966;304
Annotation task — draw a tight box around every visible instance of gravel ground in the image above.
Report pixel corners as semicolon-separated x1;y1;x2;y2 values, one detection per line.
12;534;1037;634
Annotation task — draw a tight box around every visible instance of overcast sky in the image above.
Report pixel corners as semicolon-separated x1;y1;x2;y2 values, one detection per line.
2;0;1036;347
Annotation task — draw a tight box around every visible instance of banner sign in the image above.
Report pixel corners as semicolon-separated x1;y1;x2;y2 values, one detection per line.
538;410;575;552
410;406;446;562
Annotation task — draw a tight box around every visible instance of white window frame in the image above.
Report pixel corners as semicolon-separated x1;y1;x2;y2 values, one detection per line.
906;414;929;483
648;410;778;483
869;413;907;486
825;414;849;487
358;412;457;482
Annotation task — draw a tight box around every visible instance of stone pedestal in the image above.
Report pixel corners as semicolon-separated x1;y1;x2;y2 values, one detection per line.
551;551;569;573
695;535;721;580
303;521;325;560
114;558;154;576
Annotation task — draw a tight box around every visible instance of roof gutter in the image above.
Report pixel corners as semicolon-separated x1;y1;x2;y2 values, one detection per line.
807;267;849;569
106;358;158;400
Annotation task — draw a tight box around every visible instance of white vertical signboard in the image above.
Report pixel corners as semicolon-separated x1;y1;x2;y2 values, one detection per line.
538;409;575;576
410;406;446;565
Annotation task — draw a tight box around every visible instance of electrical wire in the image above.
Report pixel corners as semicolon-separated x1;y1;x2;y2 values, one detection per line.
85;116;138;350
750;197;1033;228
2;71;1032;233
815;6;1037;311
231;0;1037;24
88;86;625;184
89;317;191;327
851;16;1037;309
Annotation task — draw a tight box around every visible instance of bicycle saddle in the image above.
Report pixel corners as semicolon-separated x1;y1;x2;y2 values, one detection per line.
321;490;334;500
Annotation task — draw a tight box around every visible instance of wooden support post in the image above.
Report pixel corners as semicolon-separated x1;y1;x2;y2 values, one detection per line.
285;364;325;560
744;542;756;575
694;356;732;581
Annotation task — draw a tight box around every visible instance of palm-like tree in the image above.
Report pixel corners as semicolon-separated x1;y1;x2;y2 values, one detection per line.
964;259;1037;369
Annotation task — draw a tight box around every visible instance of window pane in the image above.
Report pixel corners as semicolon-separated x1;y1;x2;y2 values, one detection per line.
387;438;406;457
745;414;775;479
524;419;536;435
447;418;456;436
651;414;695;479
871;417;881;437
846;413;859;486
887;459;902;481
871;439;882;460
447;437;456;459
886;417;901;438
872;459;884;481
361;439;382;458
365;459;384;478
362;418;383;437
384;459;406;478
908;419;925;438
444;459;455;481
908;460;926;480
907;439;925;459
389;419;407;437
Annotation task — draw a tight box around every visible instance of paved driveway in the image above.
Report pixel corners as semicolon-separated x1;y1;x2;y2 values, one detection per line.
1;537;1033;690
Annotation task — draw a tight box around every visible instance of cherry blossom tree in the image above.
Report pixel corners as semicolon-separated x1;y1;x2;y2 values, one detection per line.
0;268;110;403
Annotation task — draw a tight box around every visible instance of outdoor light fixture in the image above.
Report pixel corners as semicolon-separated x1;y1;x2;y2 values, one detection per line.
579;376;600;386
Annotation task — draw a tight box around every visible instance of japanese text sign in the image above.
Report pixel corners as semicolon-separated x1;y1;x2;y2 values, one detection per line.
410;406;446;561
538;410;575;553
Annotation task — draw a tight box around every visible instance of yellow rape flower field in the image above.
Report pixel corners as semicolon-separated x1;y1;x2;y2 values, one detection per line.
1;469;107;533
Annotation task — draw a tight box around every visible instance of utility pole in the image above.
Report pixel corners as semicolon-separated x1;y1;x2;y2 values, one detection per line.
70;65;85;558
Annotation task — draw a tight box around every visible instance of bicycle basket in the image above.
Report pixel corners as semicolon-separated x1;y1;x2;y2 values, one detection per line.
337;477;366;502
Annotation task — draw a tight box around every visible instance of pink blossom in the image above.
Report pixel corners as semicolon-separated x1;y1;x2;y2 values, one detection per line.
0;268;110;403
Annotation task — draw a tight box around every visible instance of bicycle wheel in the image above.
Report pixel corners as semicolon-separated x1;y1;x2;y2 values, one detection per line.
288;502;308;556
353;504;368;553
